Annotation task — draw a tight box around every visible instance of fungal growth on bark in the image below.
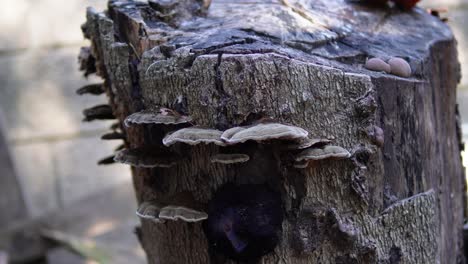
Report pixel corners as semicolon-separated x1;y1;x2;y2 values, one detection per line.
285;137;331;150
137;193;208;223
137;201;165;224
124;108;192;127
210;154;250;164
388;57;412;78
97;155;116;166
295;145;351;164
114;147;179;168
159;206;208;222
203;184;283;261
82;105;115;122
78;0;465;262
76;83;104;95
221;123;309;144
163;128;226;146
364;58;391;73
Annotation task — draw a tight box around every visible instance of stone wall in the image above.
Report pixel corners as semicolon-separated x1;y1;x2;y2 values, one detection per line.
0;0;131;219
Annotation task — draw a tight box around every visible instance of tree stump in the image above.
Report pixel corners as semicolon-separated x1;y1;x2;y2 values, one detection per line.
80;0;465;263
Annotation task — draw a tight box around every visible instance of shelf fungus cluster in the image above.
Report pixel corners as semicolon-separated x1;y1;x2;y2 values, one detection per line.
77;81;125;165
110;107;351;261
119;107;352;175
124;108;192;127
136;201;208;224
293;145;351;169
114;148;179;168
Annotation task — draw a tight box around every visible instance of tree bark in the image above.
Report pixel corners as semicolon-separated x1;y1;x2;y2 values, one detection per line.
80;0;465;263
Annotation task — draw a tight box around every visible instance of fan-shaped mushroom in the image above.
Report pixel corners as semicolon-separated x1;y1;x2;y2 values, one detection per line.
221;123;308;144
163;128;226;146
101;132;126;140
136;201;165;224
97;155;116;165
295;145;351;162
82;105;115;122
159;206;208;222
294;145;351;168
114;147;178;168
76;83;104;95
210;154;250;164
124;108;192;127
286;138;331;150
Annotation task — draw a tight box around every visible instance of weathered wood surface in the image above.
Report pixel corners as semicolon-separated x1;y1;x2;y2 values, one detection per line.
81;0;465;263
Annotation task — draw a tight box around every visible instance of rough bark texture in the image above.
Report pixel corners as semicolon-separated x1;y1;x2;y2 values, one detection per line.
81;0;465;263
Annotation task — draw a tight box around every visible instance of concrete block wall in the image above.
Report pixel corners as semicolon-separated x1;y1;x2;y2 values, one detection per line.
0;0;132;219
0;0;466;220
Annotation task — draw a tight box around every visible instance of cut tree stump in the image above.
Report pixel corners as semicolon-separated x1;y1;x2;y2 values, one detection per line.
80;0;466;263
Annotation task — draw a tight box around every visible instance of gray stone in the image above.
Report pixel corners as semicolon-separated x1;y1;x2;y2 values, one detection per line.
0;111;28;226
0;47;113;141
45;183;145;264
0;0;107;51
47;248;86;264
11;141;58;218
52;137;131;206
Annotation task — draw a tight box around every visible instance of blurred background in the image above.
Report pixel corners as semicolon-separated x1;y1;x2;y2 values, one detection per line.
0;0;466;263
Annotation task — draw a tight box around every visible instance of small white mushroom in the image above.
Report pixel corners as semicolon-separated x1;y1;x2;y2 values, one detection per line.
365;58;391;73
210;154;250;164
158;205;208;222
136;202;165;224
124;108;192;127
295;145;351;162
163;128;226;146
388;57;412;78
285;137;331;150
221;123;308;144
114;148;178;168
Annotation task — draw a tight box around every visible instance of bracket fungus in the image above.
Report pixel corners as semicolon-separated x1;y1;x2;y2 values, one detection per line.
204;184;283;261
294;145;351;168
101;132;126;140
136;201;165;224
124;108;192;127
114;148;178;168
82;105;115;122
221;123;308;144
163;128;226;146
285;137;331;150
78;46;96;77
76;83;104;95
364;58;391;73
210;154;250;164
293;160;310;169
137;201;207;224
97;155;116;165
159;206;208;222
